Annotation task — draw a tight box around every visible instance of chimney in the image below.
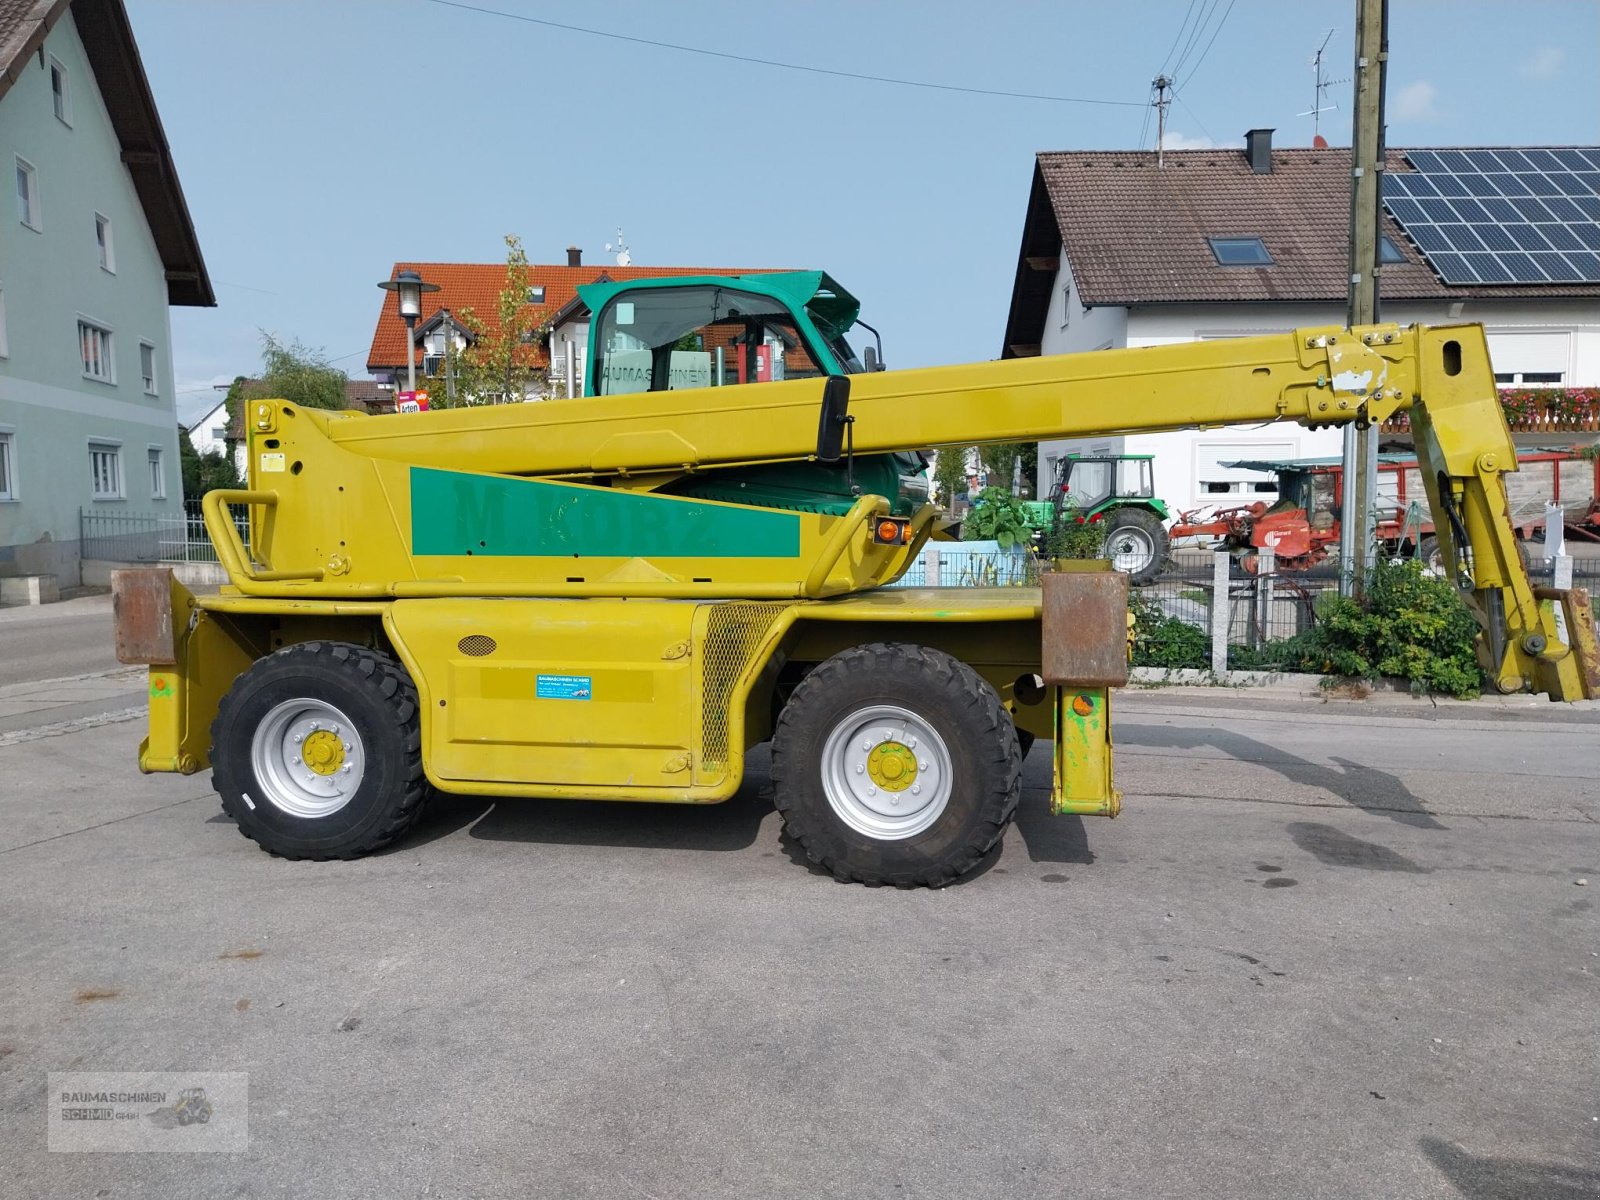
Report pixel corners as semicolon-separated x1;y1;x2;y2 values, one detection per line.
566;245;582;268
1245;128;1274;174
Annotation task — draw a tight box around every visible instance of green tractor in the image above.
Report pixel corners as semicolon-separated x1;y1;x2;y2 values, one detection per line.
1025;454;1171;585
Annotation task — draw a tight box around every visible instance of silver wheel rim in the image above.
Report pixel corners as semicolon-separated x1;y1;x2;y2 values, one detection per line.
249;697;366;818
1107;525;1156;574
819;704;953;841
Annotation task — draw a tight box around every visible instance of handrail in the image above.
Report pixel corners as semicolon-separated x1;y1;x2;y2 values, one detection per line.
201;489;325;585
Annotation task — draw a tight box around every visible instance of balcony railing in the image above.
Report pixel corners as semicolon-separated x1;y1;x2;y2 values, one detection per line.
1382;386;1599;434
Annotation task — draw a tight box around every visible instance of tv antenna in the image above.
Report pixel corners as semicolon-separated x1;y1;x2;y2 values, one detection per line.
1298;29;1347;147
605;228;632;267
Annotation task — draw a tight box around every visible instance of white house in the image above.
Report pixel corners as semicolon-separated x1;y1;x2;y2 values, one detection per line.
1002;131;1600;516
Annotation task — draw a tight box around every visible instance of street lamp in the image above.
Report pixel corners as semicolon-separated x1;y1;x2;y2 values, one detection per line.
377;269;439;395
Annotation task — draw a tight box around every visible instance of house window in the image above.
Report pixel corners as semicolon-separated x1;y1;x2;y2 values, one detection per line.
89;442;123;500
1195;441;1294;498
50;56;71;125
1379;235;1407;264
140;341;157;394
148;447;165;499
16;157;40;230
79;320;114;382
1496;370;1564;385
96;213;115;272
210;425;227;440
527;285;546;304
0;431;16;501
1207;237;1273;266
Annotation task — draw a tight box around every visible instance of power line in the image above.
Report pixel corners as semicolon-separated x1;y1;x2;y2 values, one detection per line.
1179;0;1239;88
1174;93;1218;146
1157;0;1202;77
425;0;1145;108
1170;0;1221;79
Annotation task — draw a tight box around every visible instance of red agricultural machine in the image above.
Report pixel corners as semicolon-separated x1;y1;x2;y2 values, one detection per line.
1170;450;1600;572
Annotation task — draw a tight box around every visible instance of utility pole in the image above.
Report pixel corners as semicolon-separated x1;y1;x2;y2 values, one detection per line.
1339;0;1388;598
442;309;458;406
1152;74;1174;167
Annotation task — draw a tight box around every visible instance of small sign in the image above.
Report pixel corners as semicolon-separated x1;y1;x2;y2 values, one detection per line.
536;674;592;700
396;390;430;414
259;452;285;473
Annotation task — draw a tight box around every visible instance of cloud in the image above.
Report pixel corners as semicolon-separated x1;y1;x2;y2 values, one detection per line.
1393;80;1439;123
1161;131;1232;150
1520;46;1564;80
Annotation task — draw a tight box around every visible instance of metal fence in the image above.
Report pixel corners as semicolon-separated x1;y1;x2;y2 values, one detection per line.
80;500;241;565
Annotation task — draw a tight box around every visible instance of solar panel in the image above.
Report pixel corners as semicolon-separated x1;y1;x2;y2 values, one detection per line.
1383;147;1600;284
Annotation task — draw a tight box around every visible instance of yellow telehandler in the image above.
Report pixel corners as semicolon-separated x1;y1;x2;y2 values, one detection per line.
113;272;1597;885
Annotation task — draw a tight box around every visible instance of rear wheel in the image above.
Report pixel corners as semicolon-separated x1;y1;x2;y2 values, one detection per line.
1102;507;1169;585
771;643;1021;886
211;642;428;860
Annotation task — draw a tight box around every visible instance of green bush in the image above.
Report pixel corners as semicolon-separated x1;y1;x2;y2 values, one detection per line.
1129;593;1212;670
962;487;1034;550
1276;559;1484;697
1041;508;1106;561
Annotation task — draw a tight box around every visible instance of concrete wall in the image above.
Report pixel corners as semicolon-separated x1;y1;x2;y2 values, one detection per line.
0;11;184;587
1035;245;1600;513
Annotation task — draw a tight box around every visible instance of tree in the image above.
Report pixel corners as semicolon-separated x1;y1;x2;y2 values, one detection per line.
179;427;241;497
424;234;543;408
223;336;350;453
258;334;348;410
932;445;972;507
978;442;1034;499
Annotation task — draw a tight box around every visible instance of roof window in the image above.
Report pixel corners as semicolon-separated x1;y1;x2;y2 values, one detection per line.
1208;237;1274;266
1379;235;1407;264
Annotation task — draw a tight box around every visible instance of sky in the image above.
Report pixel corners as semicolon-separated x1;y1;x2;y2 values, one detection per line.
123;0;1600;426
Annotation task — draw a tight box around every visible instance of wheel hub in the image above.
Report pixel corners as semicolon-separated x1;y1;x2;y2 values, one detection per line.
866;741;918;791
301;729;345;776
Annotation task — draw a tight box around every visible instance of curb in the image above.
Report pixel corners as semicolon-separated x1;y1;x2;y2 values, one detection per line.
1127;666;1600;711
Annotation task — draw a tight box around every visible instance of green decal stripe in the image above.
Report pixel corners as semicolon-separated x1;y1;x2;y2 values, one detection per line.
409;467;802;558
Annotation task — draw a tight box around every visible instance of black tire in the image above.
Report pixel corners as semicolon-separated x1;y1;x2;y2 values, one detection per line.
211;641;428;861
196;1108;211;1124
1102;507;1169;586
770;643;1022;887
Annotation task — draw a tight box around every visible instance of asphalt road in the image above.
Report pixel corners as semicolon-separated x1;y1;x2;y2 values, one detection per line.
1;643;1595;1200
0;594;122;686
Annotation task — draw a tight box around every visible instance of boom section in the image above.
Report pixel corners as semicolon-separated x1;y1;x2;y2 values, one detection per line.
310;323;1410;478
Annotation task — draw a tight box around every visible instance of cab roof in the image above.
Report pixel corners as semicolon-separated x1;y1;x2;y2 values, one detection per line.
576;270;861;331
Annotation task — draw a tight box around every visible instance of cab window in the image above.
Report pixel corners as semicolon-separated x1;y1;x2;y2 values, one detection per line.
595;285;827;395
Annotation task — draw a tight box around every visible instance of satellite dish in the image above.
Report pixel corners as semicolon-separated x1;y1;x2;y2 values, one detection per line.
616;249;632;267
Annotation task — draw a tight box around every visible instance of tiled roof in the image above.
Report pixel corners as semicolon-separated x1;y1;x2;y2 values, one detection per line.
367;262;785;372
1021;145;1600;309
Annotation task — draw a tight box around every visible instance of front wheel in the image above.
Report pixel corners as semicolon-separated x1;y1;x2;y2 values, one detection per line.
1102;507;1169;585
771;644;1022;886
210;642;429;860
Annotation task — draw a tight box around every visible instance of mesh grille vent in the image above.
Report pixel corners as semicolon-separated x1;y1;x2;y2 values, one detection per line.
701;603;785;769
457;634;498;657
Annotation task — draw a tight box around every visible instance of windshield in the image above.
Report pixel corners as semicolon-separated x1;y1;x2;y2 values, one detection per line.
594;285;830;394
808;308;864;374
